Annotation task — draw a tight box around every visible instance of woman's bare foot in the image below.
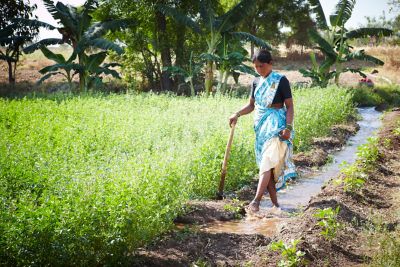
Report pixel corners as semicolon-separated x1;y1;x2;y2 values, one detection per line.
247;199;260;212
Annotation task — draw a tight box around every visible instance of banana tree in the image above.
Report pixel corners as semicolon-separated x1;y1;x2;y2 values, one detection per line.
302;0;393;87
205;35;257;93
159;0;271;95
22;0;133;92
163;52;202;96
36;46;81;88
79;52;122;89
215;52;257;94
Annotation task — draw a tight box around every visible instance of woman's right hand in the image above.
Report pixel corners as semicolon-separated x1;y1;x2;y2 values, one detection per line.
229;113;239;128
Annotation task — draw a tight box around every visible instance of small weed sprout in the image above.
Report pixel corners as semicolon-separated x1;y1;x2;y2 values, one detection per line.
393;127;400;137
223;198;243;218
383;138;392;148
313;206;342;240
191;258;210;267
356;137;379;167
270;239;306;267
340;163;367;192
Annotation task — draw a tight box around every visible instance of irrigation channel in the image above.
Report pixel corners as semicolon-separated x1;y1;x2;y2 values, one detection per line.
201;107;382;236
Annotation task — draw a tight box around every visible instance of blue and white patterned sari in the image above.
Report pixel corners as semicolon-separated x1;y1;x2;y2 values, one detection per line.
253;71;297;190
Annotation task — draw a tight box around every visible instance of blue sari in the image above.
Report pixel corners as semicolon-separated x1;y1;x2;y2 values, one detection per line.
253;71;297;190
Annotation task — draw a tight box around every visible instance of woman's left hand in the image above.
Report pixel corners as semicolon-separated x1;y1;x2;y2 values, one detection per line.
279;129;291;140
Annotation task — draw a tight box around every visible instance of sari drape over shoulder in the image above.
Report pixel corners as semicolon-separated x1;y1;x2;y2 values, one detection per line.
253;71;297;190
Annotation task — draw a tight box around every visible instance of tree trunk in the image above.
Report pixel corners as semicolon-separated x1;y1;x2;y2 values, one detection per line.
216;70;224;93
175;24;186;68
222;71;229;93
174;23;186;92
155;10;173;91
79;68;85;92
335;62;342;86
7;60;15;84
141;49;156;91
78;53;86;92
189;78;195;97
205;60;214;95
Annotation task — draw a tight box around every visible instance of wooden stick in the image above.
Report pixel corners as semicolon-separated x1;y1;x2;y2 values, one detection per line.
217;123;236;199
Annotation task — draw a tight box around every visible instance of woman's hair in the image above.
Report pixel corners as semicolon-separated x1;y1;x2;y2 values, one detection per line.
252;49;272;63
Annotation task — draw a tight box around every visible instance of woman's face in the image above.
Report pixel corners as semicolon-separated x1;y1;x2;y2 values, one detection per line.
253;60;272;77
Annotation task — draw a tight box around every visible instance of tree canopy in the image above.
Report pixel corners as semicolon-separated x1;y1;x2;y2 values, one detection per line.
0;0;39;83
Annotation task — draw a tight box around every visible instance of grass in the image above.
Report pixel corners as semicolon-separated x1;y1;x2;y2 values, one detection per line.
352;84;400;107
0;87;355;265
370;232;400;267
293;86;355;151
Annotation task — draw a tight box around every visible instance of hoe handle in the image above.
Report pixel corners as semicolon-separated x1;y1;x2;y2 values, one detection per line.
218;123;236;198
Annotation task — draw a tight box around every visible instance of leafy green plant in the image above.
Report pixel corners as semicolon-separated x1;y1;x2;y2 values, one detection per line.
270;239;306;267
301;0;393;87
394;127;400;137
223;198;244;218
36;46;81;89
383;138;392;148
191;258;211;267
339;161;367;192
313;206;342;240
356;137;379;167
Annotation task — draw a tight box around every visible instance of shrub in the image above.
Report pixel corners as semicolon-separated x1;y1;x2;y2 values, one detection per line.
313;206;342;240
270;239;306;267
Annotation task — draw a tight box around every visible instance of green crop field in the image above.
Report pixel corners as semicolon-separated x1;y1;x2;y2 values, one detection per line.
0;86;354;265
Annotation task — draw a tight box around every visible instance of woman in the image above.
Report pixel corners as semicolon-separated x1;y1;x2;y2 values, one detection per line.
229;49;297;212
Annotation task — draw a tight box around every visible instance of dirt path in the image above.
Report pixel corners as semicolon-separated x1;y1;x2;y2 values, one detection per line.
130;110;400;266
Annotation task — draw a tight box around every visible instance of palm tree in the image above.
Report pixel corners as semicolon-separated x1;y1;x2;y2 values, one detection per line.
23;0;133;91
302;0;393;87
159;0;270;95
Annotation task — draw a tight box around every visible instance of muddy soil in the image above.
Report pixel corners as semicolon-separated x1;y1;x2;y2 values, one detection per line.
174;200;247;225
127;110;400;267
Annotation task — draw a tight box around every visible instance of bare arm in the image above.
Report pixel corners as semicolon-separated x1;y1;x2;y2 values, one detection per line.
229;97;255;127
284;98;294;125
280;98;294;140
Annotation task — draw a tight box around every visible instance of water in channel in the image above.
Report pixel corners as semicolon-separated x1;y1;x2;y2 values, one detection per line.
202;107;382;236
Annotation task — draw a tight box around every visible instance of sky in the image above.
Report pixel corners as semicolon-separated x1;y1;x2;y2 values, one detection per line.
31;0;398;40
319;0;397;28
31;0;86;40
